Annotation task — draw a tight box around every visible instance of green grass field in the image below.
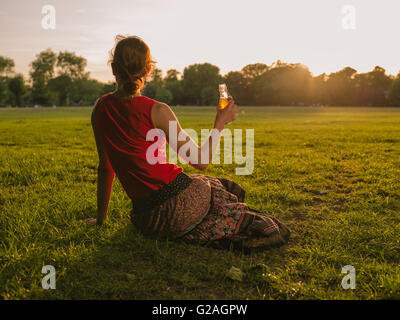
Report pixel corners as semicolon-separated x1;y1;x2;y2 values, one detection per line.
1;105;400;300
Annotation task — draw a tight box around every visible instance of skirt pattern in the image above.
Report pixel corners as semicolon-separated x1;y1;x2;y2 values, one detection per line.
181;175;290;251
131;173;290;251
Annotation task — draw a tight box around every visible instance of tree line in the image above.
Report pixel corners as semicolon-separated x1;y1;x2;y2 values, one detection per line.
1;50;400;107
0;51;114;107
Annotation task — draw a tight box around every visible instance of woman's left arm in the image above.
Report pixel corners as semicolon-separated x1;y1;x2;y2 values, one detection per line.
91;107;115;226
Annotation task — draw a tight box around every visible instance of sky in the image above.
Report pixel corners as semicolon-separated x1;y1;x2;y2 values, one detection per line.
0;0;399;82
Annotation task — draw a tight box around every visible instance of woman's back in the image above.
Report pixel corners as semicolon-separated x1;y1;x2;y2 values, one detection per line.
92;93;182;200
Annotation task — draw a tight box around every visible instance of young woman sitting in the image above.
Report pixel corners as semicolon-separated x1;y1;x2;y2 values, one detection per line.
89;35;290;252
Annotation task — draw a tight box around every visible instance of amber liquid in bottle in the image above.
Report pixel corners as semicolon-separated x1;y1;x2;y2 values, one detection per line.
218;84;229;109
219;98;229;109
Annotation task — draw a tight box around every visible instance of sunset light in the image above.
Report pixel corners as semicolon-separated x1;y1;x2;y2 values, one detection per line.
1;0;399;81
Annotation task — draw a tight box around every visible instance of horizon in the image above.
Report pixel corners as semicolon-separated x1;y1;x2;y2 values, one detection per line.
1;0;400;82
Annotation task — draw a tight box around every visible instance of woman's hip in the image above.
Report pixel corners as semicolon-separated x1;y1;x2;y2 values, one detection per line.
130;173;212;239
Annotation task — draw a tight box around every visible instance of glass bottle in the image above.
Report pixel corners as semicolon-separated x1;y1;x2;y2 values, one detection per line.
218;84;229;109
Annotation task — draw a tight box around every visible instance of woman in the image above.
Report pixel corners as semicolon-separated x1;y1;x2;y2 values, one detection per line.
88;35;290;252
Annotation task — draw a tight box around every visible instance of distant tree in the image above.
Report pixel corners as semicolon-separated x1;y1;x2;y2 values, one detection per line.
241;63;269;79
46;51;89;105
70;78;104;105
253;63;313;105
143;68;163;99
353;67;393;106
29;49;57;105
182;63;221;105
326;67;357;105
200;86;219;106
165;69;180;82
5;49;400;107
155;87;173;105
0;56;15;76
368;66;392;106
389;75;400;106
353;73;369;106
47;75;73;105
0;77;9;105
8;74;27;107
312;73;328;105
57;51;88;79
148;68;163;88
57;51;89;105
142;82;157;99
0;56;15;105
102;82;116;94
224;71;246;105
240;63;269;105
164;69;183;105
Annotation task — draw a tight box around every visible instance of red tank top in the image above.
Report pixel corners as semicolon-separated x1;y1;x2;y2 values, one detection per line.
93;93;183;200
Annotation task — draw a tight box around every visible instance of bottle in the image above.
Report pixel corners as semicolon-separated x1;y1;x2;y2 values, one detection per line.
218;84;229;109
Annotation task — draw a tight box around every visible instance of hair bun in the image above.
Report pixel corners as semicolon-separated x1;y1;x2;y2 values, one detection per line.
122;78;140;95
109;35;155;96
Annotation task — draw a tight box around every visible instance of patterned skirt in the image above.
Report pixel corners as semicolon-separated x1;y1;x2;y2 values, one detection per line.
130;173;290;252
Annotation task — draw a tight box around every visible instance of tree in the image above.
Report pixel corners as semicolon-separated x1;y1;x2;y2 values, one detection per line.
8;74;27;107
353;67;393;106
70;78;104;105
240;63;269;104
252;62;313;105
147;68;163;88
0;56;15;76
57;51;88;79
102;82;116;94
143;68;163;99
182;63;221;105
312;73;328;105
165;69;180;82
155;87;173;105
241;63;269;79
0;77;9;105
53;51;89;105
224;71;246;105
29;49;57;105
0;56;15;105
326;67;357;106
4;48;399;107
164;69;183;105
44;51;90;105
389;75;400;106
200;86;218;106
47;75;73;105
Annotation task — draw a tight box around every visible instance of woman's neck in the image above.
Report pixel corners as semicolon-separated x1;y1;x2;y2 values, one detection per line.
112;88;141;100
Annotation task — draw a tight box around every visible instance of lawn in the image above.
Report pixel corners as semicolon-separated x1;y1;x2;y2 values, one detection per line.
1;105;400;299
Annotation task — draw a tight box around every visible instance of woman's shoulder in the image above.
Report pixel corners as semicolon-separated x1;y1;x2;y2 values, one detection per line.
94;93;162;114
91;93;113;120
136;95;159;105
134;95;163;114
96;92;114;105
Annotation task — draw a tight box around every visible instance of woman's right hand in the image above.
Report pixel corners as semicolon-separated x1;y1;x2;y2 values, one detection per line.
215;96;238;127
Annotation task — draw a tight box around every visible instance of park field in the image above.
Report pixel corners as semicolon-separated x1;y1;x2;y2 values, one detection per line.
1;105;400;300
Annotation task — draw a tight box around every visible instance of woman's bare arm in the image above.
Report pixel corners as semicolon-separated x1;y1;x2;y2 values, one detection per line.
151;97;238;170
91;108;115;225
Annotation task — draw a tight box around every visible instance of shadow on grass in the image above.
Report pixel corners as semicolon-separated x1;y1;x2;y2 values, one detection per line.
41;220;291;300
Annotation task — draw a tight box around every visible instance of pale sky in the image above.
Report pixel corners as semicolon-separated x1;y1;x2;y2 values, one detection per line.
0;0;399;82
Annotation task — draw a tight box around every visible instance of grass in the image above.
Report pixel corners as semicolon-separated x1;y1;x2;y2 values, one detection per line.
1;105;400;300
